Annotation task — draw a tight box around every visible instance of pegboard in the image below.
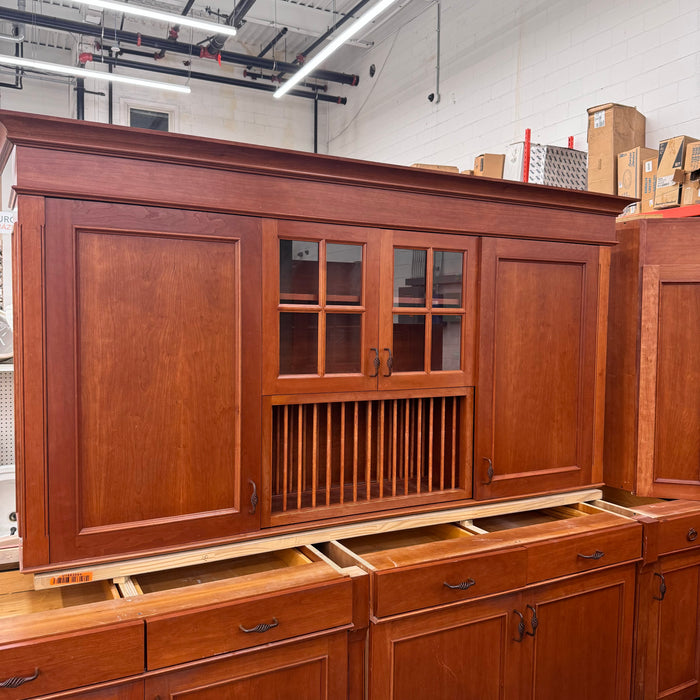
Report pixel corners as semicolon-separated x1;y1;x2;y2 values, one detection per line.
0;370;14;466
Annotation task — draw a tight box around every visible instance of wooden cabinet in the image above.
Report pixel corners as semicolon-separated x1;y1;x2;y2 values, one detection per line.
605;219;700;499
328;500;640;699
35;681;144;699
19;199;262;567
476;238;606;500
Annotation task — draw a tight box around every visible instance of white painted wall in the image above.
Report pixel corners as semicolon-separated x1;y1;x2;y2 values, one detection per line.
325;0;700;168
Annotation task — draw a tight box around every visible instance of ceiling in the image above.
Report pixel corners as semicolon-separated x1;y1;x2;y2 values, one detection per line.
0;0;426;102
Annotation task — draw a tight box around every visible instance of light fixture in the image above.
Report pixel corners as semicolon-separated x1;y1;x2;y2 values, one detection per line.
274;0;399;98
0;55;191;93
70;0;237;37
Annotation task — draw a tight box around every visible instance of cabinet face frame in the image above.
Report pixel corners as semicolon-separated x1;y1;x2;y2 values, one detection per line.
637;264;700;499
475;238;602;500
35;200;262;566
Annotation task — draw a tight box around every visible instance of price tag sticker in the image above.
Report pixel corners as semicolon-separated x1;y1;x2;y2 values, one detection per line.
49;572;94;586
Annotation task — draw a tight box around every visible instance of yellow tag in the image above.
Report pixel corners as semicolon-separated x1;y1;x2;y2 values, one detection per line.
49;572;94;586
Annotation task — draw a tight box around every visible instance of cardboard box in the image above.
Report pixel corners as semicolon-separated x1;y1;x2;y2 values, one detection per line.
684;141;700;173
617;147;658;199
681;174;700;206
473;154;505;178
587;103;646;194
654;135;698;208
460;169;474;176
504;142;587;190
411;163;460;173
640;156;658;213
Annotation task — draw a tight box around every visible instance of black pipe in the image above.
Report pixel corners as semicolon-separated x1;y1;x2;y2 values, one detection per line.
243;69;326;92
0;8;359;86
313;92;318;154
257;27;287;60
108;63;113;124
76;76;85;119
90;55;347;104
154;0;196;61
205;0;257;56
298;0;372;65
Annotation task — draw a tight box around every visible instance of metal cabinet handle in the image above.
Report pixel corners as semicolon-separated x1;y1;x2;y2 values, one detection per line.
443;578;476;591
577;550;605;560
482;458;494;485
369;348;380;377
383;348;393;377
0;668;39;689
512;610;526;642
526;604;538;637
239;617;279;634
248;479;258;515
688;528;698;542
653;572;667;602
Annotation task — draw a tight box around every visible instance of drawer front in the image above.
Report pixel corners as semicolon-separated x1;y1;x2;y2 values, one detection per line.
146;579;353;669
0;622;144;700
372;547;527;618
657;514;700;555
527;523;642;583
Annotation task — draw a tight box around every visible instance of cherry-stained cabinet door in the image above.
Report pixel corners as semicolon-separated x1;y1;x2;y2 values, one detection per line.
475;238;602;500
41;200;261;565
637;266;700;499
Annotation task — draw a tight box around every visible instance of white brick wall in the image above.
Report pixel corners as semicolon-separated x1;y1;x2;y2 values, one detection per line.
325;0;700;168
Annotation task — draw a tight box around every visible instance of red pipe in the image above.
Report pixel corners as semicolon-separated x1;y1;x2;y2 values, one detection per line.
523;128;531;183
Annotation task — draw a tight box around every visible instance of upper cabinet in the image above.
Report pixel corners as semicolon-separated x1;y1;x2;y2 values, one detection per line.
475;238;607;500
262;221;477;395
605;219;700;500
0;110;626;568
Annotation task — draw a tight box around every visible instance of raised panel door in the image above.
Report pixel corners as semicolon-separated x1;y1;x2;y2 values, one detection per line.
42;200;261;565
638;266;700;498
523;565;636;700
475;238;601;499
369;592;524;699
145;633;347;700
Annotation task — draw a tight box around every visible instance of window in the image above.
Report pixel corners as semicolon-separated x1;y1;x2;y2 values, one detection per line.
129;108;170;132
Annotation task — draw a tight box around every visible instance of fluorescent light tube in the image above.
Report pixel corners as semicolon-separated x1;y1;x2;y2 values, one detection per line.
0;55;191;93
71;0;237;37
274;0;399;98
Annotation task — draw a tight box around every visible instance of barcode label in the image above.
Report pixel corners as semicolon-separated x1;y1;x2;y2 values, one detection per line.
593;110;605;128
656;174;675;189
49;572;93;586
645;160;654;172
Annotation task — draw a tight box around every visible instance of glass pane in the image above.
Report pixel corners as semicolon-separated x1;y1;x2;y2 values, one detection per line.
431;316;462;371
327;244;363;306
280;240;319;304
433;251;464;308
394;249;426;307
279;313;318;374
326;314;362;374
393;315;425;372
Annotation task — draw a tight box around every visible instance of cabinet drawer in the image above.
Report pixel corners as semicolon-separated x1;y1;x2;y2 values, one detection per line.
372;546;527;617
657;513;700;555
146;578;353;669
0;622;144;700
526;523;642;582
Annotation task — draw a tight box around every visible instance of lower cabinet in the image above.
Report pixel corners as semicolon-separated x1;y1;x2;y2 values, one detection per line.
145;633;348;700
368;565;636;700
35;681;144;699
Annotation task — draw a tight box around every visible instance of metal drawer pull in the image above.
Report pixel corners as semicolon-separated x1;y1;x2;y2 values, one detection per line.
482;458;494;485
248;479;258;515
239;617;279;634
688;528;698;542
526;604;538;637
369;348;380;377
577;550;605;560
444;578;476;591
653;572;666;602
512;610;525;642
383;348;393;377
0;668;39;688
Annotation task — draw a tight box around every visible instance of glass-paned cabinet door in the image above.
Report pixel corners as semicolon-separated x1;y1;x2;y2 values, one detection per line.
263;220;380;394
379;232;477;390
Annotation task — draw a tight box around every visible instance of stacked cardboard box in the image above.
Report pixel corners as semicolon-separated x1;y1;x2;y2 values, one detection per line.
617;147;658;207
504;143;588;190
473;154;505;178
587;103;646;194
654;136;698;208
680;140;700;206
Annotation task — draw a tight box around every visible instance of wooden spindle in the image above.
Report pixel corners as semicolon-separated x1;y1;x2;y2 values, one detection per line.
378;401;385;499
282;405;289;511
416;399;423;493
366;401;372;501
340;403;346;504
451;397;457;488
312;403;318;508
297;404;303;510
428;398;434;492
440;397;446;490
404;399;410;495
353;402;359;503
392;400;398;496
326;403;332;506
